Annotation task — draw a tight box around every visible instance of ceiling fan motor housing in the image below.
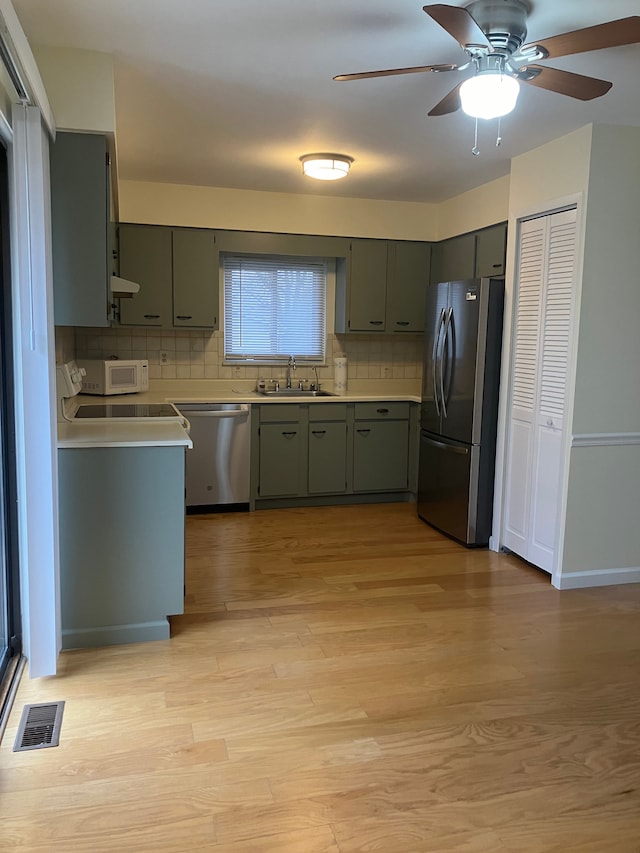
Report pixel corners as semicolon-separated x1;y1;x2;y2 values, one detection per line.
466;0;529;54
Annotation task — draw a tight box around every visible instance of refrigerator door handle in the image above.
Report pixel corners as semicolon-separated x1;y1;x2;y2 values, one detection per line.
432;308;446;416
440;306;453;418
421;431;469;456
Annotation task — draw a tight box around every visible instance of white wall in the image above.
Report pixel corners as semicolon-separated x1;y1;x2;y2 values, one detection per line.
561;125;640;581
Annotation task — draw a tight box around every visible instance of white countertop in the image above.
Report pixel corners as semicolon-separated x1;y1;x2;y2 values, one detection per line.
58;421;193;449
73;378;422;407
58;378;420;448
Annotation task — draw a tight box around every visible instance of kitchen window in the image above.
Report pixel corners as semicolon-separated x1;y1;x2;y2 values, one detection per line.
223;254;327;364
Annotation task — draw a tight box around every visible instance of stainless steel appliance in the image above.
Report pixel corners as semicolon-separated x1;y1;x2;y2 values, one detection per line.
417;277;504;546
174;403;251;510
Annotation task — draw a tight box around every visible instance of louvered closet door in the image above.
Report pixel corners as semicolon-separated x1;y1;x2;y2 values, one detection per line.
504;208;577;573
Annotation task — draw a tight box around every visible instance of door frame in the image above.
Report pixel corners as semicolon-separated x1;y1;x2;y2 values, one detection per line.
490;192;585;588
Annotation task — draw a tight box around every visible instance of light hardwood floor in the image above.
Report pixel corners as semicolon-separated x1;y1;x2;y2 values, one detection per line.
2;502;640;852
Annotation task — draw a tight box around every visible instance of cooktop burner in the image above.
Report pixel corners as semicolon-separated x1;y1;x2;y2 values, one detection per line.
74;403;180;419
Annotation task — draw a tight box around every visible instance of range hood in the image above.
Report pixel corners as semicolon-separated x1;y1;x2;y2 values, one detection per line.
111;275;140;297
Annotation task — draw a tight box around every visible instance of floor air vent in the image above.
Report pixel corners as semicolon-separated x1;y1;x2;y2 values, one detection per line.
13;701;65;752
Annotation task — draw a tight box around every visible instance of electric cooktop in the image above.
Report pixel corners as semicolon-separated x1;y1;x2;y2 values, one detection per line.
74;403;182;420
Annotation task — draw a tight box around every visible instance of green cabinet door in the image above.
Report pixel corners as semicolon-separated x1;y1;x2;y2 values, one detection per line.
118;224;173;326
475;223;507;277
172;228;219;328
431;232;476;284
50;132;110;327
386;240;432;332
259;422;305;497
348;239;388;331
308;421;347;494
353;420;409;492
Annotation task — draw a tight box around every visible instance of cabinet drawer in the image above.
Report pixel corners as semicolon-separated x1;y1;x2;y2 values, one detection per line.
308;403;348;422
354;402;410;420
258;404;301;423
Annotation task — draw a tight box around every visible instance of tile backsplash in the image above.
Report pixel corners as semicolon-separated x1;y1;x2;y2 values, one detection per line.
67;327;423;385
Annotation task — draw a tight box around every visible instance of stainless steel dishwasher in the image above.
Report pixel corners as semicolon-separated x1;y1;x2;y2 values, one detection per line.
175;403;251;510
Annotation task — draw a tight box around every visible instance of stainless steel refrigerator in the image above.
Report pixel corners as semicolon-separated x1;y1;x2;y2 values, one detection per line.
417;277;504;546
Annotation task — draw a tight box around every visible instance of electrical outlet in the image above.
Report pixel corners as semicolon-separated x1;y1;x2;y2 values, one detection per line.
160;351;169;364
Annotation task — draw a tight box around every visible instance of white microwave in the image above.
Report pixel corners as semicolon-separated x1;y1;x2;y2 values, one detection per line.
76;359;149;395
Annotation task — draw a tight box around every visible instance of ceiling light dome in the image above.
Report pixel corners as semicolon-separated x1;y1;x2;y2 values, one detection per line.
300;154;353;181
460;72;520;120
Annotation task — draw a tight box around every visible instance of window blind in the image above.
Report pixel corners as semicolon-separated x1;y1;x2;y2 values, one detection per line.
223;254;326;362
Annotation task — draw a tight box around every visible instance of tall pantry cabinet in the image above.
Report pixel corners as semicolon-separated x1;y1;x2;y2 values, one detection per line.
503;208;577;573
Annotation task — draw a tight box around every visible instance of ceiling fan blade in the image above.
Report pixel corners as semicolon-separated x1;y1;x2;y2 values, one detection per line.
428;81;463;116
520;66;612;101
423;4;492;50
522;16;640;60
334;63;457;82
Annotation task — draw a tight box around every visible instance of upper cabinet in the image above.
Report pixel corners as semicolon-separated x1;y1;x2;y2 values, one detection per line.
386;241;432;333
118;224;219;328
475;223;507;278
336;238;432;334
50;132;111;327
431;232;476;285
431;223;507;284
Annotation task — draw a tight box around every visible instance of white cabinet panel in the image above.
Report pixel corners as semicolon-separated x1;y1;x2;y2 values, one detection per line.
504;208;577;573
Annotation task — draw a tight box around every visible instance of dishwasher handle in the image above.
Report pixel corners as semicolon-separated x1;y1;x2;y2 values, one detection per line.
176;404;250;419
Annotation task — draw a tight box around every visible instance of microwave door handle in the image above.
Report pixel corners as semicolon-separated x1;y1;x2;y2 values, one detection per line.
432;308;445;416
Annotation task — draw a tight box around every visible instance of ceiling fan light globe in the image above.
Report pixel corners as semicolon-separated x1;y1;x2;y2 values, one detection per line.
300;155;353;180
460;73;520;119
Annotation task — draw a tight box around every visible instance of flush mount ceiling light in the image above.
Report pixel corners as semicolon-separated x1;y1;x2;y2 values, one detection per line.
460;70;520;120
300;153;353;181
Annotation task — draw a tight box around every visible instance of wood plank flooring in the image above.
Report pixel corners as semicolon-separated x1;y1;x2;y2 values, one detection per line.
2;502;640;851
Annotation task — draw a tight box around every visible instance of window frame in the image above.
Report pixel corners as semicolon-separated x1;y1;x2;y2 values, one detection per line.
222;252;329;366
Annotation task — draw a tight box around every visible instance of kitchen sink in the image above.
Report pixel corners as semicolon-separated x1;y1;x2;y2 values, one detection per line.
257;389;337;397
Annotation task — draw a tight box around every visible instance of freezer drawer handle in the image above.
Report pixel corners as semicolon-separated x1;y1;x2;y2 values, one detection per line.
421;432;469;455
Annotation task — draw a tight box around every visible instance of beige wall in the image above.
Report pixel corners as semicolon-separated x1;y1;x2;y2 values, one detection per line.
119;180;440;241
437;175;510;240
572;125;640;434
33;46;116;135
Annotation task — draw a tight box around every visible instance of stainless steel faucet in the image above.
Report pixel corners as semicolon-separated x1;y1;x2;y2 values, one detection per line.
286;355;296;388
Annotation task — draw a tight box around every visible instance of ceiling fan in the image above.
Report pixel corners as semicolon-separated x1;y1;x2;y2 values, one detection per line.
334;1;640;119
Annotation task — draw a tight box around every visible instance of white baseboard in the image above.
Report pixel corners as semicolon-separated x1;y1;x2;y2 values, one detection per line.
553;567;640;590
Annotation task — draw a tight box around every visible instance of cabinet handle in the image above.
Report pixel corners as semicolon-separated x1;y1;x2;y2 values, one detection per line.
376;408;389;414
143;314;160;319
395;321;410;326
368;320;383;326
176;315;193;320
281;431;297;438
492;264;502;269
311;430;327;436
356;428;371;435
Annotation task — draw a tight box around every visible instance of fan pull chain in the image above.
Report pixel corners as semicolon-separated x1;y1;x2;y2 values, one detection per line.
496;117;502;147
472;116;480;156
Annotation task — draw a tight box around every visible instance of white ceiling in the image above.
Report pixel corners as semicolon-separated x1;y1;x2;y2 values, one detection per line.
11;0;640;203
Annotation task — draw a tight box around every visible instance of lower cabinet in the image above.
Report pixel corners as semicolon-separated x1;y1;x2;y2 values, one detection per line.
58;445;186;648
353;403;410;492
254;401;412;505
